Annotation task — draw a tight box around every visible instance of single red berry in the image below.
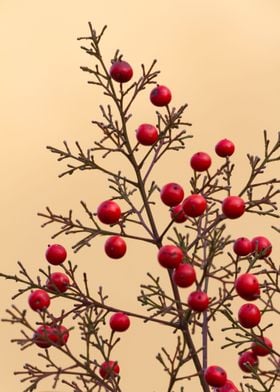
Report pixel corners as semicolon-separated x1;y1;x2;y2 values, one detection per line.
214;379;239;392
48;325;69;347
238;303;261;328
235;273;260;301
188;291;209;312
28;289;50;311
136;123;159;146
33;325;53;348
173;263;196;288
150;85;172;106
222;196;245;219
46;272;70;293
190;152;212;172
233;237;252;256
109;60;133;83
238;351;258;373
204;365;227;388
215;139;235;157
105;236;127;259
160;183;184;207
99;360;120;379
97;200;121;225
157;245;184;269
109;312;130;332
251;236;272;258
251;336;272;357
170;204;187;223
182;194;207;217
45;244;67;265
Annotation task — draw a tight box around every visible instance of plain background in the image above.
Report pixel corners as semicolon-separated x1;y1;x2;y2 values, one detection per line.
0;1;280;390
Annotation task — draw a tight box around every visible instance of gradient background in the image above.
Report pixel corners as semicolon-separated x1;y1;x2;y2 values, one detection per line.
0;1;280;391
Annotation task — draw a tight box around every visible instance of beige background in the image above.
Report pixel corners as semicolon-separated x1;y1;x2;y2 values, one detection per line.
1;1;280;391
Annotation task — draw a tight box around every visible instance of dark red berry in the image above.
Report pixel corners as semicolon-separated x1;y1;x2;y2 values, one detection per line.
33;325;53;348
215;139;235;157
238;351;258;373
105;236;127;259
182;194;207;217
157;245;183;269
109;312;130;332
251;236;272;258
235;273;260;301
173;263;196;288
160;183;184;207
97;200;121;225
233;237;252;256
238;303;261;328
188;291;209;312
45;244;67;265
136;123;159;145
204;365;227;388
110;61;133;83
28;290;50;311
46;272;70;293
214;380;239;392
170;204;187;223
251;336;272;357
99;360;120;379
150;85;172;106
48;325;69;347
222;196;245;219
190;152;212;172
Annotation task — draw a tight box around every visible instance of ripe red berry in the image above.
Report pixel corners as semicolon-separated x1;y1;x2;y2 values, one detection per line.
45;244;67;265
48;325;69;347
182;194;207;217
109;312;130;332
233;237;252;256
215;139;235;157
150;85;172;106
235;273;260;301
28;290;50;312
238;303;261;328
204;366;227;388
157;245;183;269
97;200;121;225
251;236;272;258
136;123;159;146
188;291;209;312
222;196;245;219
99;360;120;379
170;204;187;223
238;351;258;373
190;152;212;172
46;272;70;293
104;236;127;259
109;60;133;83
251;336;272;357
214;379;239;392
33;325;53;348
160;183;184;207
173;263;196;288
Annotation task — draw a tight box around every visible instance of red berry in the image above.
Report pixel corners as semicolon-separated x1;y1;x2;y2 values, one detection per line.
251;236;272;258
99;360;120;379
97;200;121;225
233;237;252;256
222;196;245;219
150;85;172;106
190;152;212;172
188;291;209;312
173;263;196;288
33;325;53;348
214;380;239;392
170;204;187;223
46;272;70;293
157;245;184;269
238;351;258;373
109;312;130;332
238;303;261;328
28;290;50;312
136;123;159;146
204;365;227;388
109;60;133;83
235;273;260;301
215;139;235;157
104;236;127;259
45;244;67;265
160;183;184;207
251;336;272;357
182;194;207;217
48;325;69;347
